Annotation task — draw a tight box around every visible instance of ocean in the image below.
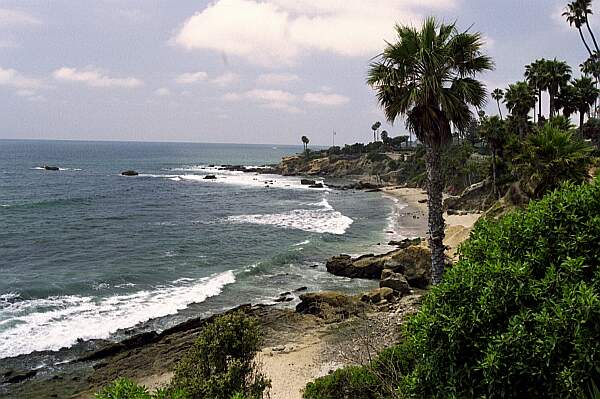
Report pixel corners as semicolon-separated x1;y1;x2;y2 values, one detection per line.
0;140;407;360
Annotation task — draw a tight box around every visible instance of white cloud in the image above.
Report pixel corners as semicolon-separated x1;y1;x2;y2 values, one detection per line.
0;8;41;28
303;91;349;106
175;71;208;84
53;67;144;88
0;67;43;89
211;72;240;86
155;87;170;96
173;0;456;66
222;88;301;113
0;38;18;48
257;72;299;85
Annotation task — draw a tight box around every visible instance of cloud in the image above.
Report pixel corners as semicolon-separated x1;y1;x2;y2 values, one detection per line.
0;8;41;28
0;38;18;48
173;0;456;66
303;91;349;106
211;72;240;86
257;72;299;85
155;87;170;96
0;66;43;89
53;67;144;88
175;71;208;84
222;88;301;113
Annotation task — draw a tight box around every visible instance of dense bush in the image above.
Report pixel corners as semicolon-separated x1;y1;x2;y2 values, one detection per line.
303;366;380;399
169;311;270;399
398;177;600;398
95;377;187;399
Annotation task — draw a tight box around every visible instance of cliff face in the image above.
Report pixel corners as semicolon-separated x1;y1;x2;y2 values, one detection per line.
276;153;423;186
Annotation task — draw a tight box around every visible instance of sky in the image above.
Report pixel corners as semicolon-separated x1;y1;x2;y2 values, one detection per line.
0;0;595;145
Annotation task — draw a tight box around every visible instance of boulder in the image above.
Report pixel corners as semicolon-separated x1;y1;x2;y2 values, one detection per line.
326;254;385;279
2;369;37;384
44;165;59;171
295;291;364;319
203;175;217;180
300;179;316;185
380;269;410;295
360;287;394;304
309;183;324;189
121;170;138;176
383;246;431;288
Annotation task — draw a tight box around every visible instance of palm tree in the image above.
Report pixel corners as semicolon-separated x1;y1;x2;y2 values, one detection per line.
371;121;381;142
525;59;548;122
504;81;536;137
577;0;600;52
380;130;389;146
491;88;504;119
479;115;505;198
564;1;594;55
515;123;593;198
542;59;572;117
301;135;310;153
572;76;600;135
556;83;578;118
367;18;493;284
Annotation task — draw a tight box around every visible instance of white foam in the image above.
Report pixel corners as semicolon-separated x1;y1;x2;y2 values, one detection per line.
224;197;352;235
0;271;235;358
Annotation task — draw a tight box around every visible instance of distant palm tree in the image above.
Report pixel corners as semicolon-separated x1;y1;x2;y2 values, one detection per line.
371;121;381;142
542;59;572;117
368;17;493;284
564;1;594;55
556;83;578;118
380;130;389;146
576;0;599;52
525;59;548;122
504;81;536;137
479;115;506;198
491;88;504;119
572;76;600;134
301;135;310;153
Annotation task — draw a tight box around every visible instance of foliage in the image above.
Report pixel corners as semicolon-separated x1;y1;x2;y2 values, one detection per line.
396;177;600;398
169;312;270;399
95;378;187;399
583;117;600;146
515;123;593;198
303;366;381;399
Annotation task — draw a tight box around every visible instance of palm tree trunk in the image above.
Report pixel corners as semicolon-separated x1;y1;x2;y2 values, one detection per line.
579;26;594;56
585;20;599;52
538;89;543;123
497;100;503;120
580;109;585;138
425;142;445;285
549;90;556;117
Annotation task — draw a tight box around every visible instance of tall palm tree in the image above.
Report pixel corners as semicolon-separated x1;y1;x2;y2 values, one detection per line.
491;88;504;119
572;76;600;135
556;83;578;118
504;81;536;137
577;0;600;52
525;59;548;122
542;59;572;117
564;1;594;55
479;115;506;198
371;121;381;142
367;18;493;284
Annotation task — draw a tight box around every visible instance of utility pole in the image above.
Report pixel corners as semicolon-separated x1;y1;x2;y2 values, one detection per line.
332;129;336;147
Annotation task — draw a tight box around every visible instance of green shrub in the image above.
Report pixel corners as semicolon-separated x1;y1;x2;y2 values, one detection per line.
169;311;270;399
397;178;600;398
303;366;380;399
95;378;188;399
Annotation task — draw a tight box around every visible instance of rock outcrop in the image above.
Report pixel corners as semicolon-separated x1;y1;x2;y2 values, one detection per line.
380;269;410;295
121;170;138;176
295;291;365;320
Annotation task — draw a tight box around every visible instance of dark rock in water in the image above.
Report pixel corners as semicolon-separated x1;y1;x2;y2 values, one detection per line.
78;331;159;362
2;369;37;384
326;254;385;279
208;164;215;167
44;165;60;171
417;199;427;204
121;170;138;176
274;297;288;303
388;237;422;249
365;188;382;193
300;179;316;185
279;292;291;297
294;286;308;292
309;264;319;268
309;183;324;189
203;175;217;180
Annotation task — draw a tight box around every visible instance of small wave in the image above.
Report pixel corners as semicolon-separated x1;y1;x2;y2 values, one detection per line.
0;271;235;358
32;167;82;171
224;197;352;235
293;240;310;246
